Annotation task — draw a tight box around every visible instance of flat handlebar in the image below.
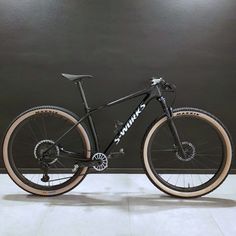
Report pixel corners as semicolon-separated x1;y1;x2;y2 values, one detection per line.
151;77;176;91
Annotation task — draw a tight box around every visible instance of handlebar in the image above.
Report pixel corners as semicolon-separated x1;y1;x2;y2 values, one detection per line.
151;77;176;91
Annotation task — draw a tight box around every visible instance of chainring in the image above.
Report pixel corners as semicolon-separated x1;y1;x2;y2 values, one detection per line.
92;153;108;171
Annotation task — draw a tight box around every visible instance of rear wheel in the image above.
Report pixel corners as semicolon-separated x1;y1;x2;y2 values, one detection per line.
3;106;92;196
142;107;233;198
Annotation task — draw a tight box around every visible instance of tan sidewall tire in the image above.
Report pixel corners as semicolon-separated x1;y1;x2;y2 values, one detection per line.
3;107;91;196
143;109;232;198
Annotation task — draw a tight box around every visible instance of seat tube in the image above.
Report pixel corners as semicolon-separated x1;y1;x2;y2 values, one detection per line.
76;81;100;152
77;81;90;112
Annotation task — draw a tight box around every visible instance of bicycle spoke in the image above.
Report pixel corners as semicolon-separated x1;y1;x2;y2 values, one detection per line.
41;116;48;139
28;121;39;142
151;148;176;152
195;153;221;157
48;176;72;183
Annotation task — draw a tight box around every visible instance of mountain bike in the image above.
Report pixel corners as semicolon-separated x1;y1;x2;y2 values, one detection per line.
2;74;233;198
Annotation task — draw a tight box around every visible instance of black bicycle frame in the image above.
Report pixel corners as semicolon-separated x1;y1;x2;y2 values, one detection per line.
44;80;186;159
76;81;172;155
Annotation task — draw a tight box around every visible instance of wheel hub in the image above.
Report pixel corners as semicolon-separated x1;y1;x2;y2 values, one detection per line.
34;140;59;165
176;141;196;162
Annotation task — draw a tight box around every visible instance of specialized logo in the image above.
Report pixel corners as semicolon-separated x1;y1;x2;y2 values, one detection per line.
114;104;146;144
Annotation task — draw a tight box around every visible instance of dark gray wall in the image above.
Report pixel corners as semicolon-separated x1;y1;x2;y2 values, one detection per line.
0;0;235;171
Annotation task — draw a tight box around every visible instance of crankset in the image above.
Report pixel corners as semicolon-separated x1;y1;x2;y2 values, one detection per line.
72;149;125;173
92;153;108;171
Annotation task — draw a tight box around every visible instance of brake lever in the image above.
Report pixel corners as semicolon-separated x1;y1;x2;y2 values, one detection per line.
163;83;176;92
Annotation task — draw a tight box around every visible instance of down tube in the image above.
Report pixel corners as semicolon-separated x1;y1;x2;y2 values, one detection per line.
103;95;151;154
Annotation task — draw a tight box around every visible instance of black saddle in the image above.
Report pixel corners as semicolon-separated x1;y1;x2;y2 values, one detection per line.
61;73;93;82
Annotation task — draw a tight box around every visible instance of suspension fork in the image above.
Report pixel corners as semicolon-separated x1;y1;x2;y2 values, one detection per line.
158;97;186;158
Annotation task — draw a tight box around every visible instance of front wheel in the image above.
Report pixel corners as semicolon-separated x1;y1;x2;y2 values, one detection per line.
142;107;233;198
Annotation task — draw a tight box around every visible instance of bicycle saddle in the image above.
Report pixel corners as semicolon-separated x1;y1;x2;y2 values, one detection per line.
61;73;93;82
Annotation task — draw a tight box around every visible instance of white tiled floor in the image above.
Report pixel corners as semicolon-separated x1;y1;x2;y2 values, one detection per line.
1;174;236;236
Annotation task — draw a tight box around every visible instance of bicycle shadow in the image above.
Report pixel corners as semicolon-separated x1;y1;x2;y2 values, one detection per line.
3;192;236;212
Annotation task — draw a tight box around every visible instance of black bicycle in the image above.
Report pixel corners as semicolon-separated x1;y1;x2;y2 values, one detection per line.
2;74;233;198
